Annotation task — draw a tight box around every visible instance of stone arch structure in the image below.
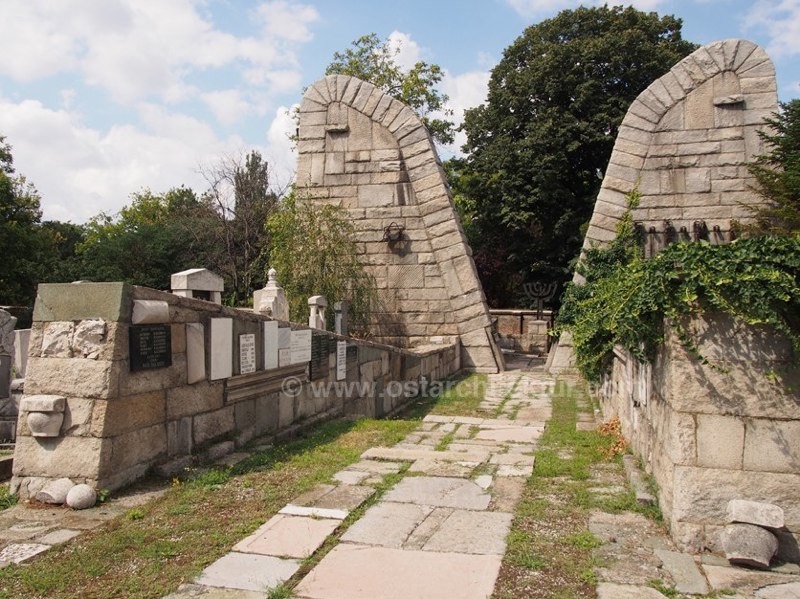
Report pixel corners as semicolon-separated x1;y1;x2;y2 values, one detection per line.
583;39;778;249
296;75;503;372
549;39;778;373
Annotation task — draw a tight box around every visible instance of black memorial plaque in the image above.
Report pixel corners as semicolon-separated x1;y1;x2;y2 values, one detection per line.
310;333;330;380
130;325;172;372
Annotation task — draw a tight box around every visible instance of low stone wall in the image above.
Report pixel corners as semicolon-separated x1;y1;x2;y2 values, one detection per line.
11;283;460;499
597;313;800;560
490;309;551;355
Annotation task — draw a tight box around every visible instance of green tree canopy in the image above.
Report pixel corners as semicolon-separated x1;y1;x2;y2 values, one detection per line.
267;192;375;331
745;100;800;235
0;136;52;305
77;186;207;291
326;33;454;145
458;6;696;307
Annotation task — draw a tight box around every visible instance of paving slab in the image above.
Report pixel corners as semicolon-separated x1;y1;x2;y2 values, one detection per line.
36;528;82;545
756;581;800;598
497;464;534;477
278;505;347;520
404;507;453;550
294;544;502;599
576;422;596;432
0;543;50;563
476;427;542;443
233;514;339;558
362;447;490;463
332;470;371;485
383;477;491;510
474;475;493;490
310;485;374;511
342;502;432;548
347;460;403;474
702;564;799;593
489;453;535;466
195;552;300;592
597;583;667;598
292;484;337;506
654;549;709;595
408;459;477;477
165;583;265;598
422;510;513;555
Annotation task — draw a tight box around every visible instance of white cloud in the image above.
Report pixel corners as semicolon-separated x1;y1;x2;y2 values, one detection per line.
388;31;424;70
437;69;491;157
265;105;299;193
202;90;254;126
0;0;318;105
0;97;247;222
255;0;319;42
745;0;800;57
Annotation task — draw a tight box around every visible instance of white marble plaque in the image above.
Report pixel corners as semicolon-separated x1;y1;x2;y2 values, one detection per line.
278;327;292;349
336;341;347;381
186;323;205;383
209;318;233;380
263;321;279;370
239;334;256;374
290;329;312;364
278;348;292;367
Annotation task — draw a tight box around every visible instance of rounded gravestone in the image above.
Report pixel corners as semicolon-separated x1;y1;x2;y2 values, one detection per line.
66;484;97;510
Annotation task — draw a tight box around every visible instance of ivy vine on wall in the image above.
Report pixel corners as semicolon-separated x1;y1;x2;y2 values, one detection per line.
556;189;800;382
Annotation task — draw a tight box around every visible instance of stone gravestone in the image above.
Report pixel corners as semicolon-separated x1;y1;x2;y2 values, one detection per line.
254;269;290;321
0;309;17;400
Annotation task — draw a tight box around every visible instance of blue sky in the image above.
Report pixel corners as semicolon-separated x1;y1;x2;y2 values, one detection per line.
0;0;798;223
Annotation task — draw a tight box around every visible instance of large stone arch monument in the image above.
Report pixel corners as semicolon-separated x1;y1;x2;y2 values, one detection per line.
584;38;777;248
550;39;778;372
295;75;503;373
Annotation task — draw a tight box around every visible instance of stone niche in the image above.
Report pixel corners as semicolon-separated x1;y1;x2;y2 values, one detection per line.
296;75;503;373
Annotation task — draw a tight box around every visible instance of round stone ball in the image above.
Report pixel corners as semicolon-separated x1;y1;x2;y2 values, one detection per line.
66;484;97;510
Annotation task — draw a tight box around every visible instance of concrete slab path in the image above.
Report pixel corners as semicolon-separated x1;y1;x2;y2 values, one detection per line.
167;360;552;598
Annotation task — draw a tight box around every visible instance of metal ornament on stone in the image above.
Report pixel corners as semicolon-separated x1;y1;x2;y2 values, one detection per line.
382;222;405;244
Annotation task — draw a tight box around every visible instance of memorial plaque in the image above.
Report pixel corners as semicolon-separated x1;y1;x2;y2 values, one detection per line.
290;329;312;364
130;325;172;372
239;334;256;374
264;321;279;370
336;341;347;381
278;348;291;367
310;333;330;380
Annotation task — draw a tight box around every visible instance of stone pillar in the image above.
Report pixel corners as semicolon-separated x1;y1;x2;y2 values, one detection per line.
308;296;327;330
253;269;290;321
335;301;349;336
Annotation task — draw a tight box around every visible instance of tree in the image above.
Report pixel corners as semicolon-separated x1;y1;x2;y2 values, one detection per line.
267;192;376;332
459;6;697;307
199;150;279;305
326;33;454;145
0;136;50;305
77;187;207;291
745;100;800;235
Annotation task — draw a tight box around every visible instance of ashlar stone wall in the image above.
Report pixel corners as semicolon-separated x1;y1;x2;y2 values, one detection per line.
12;282;460;499
599;314;799;560
584;39;777;248
296;75;502;373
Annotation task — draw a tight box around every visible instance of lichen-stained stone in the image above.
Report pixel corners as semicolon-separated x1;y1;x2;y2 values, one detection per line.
296;74;502;372
581;40;777;252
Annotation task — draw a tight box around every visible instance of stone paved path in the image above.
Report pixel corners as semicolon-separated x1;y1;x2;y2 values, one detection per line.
168;356;552;598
